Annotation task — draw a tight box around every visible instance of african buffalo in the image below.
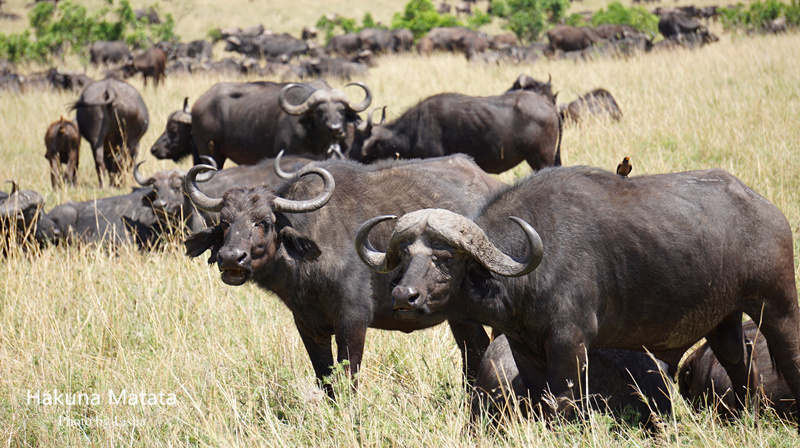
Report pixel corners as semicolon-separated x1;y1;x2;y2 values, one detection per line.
225;33;308;61
89;41;131;66
325;33;362;56
70;77;149;187
348;91;561;174
392;28;414;52
425;27;487;56
150;98;193;161
658;11;718;45
0;182;59;250
46;188;163;247
506;74;557;104
133;155;312;232
680;319;798;420
182;155;506;397
547;25;607;53
356;166;800;422
175;40;212;61
472;335;672;427
154;80;370;167
559;88;623;124
120;47;167;87
44;117;80;188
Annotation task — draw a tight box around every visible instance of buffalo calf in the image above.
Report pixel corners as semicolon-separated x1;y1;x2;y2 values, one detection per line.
472;335;672;428
44;117;80;188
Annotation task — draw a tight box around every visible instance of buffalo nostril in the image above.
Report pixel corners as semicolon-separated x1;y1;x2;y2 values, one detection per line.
393;286;419;304
235;250;247;264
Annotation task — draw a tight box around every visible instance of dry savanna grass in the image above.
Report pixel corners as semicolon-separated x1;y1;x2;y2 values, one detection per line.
2;2;800;447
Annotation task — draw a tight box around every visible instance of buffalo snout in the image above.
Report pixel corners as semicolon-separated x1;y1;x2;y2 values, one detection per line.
392;285;422;312
218;247;251;285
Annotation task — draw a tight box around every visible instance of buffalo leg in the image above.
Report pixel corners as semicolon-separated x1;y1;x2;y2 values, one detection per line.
297;329;335;399
66;145;79;186
48;156;62;189
334;321;369;391
544;338;588;419
752;303;800;432
448;319;490;386
93;143;107;188
705;312;760;417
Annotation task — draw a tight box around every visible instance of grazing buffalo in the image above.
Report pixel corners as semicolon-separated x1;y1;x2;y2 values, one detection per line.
547;25;607;53
358;28;395;54
175;40;212;61
183;155;506;397
392;28;414;52
325;33;362;56
282;58;368;81
593;24;640;41
680;320;798;420
658;11;718;46
133;155;312;232
89;41;131;66
46;188;162;247
472;335;672;427
71;77;149;187
44;117;81;188
356;167;800;421
158;80;370;167
559;88;623;124
225;33;308;61
425;27;488;56
348;91;561;174
44;68;93;92
120;47;167;87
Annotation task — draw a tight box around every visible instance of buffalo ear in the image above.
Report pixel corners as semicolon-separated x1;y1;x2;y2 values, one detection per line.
279;226;321;261
184;226;221;263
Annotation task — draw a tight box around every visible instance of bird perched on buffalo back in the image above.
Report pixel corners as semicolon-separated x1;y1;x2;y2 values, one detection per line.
617;157;632;178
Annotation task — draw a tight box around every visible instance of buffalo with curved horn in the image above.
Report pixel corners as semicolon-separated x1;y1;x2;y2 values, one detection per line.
356;166;800;425
153;80;371;167
182;155;506;399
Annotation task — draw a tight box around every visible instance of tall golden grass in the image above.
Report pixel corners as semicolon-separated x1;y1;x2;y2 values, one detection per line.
1;8;800;448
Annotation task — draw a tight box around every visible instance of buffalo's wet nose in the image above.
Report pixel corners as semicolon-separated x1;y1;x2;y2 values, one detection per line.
392;285;420;308
219;248;249;267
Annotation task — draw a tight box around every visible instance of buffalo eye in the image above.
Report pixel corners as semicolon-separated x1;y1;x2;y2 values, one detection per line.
255;220;272;229
220;220;230;231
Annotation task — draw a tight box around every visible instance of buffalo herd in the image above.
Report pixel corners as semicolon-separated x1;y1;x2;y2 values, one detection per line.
3;4;799;436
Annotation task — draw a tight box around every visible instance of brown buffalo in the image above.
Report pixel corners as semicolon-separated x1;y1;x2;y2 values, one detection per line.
547;25;607;53
44;117;81;188
121;47;167;87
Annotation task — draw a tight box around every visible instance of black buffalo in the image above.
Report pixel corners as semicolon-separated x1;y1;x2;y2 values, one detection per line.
325;33;362;56
45;188;162;247
680;319;798;420
120;47;167;87
151;81;370;167
182;155;506;397
472;335;672;427
348;91;561;174
559;88;623;124
70;77;149;187
356;166;800;421
89;41;131;66
225;33;308;61
0;182;59;250
175;40;212;61
133;155;312;232
506;74;557;104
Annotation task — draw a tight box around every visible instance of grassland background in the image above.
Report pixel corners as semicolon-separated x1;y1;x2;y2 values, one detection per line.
2;0;800;446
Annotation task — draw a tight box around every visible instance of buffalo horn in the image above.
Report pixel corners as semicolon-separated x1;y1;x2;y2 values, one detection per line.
6;179;18;196
272;167;335;213
354;215;398;273
279;83;326;116
194;156;217;182
433;211;543;277
184;165;223;212
274;150;295;179
182;97;189;113
133;161;154;186
344;82;372;112
0;189;44;219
